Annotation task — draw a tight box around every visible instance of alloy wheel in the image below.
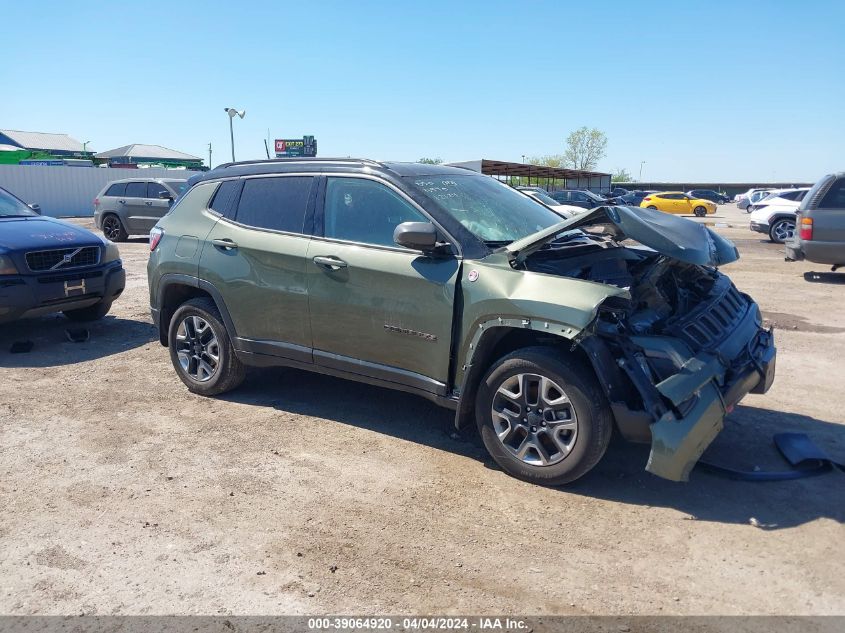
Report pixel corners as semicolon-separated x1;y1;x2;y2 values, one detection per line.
103;216;122;241
491;373;578;466
175;315;220;382
772;219;795;243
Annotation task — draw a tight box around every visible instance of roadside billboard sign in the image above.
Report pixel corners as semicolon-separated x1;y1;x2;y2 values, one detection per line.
275;136;317;158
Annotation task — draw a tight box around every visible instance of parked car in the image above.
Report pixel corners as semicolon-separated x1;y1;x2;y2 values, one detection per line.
609;187;629;198
549;189;607;209
786;172;845;269
515;186;548;196
640;192;717;216
736;188;772;211
620;190;656;206
147;158;775;485
749;204;799;244
94;178;188;242
516;187;585;218
686;189;731;204
747;188;808;213
0;185;125;323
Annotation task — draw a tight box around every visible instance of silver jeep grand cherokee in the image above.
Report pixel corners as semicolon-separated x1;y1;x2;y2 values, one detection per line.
94;178;187;242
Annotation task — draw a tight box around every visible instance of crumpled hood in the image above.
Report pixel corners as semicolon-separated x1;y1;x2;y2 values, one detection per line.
507;205;740;267
0;216;103;252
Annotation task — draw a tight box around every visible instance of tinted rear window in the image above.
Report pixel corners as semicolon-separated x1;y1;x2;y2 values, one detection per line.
210;180;241;219
105;183;126;196
819;179;845;209
125;182;147;197
235;176;313;233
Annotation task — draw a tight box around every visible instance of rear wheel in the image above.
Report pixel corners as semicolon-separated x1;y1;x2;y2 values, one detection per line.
475;347;612;486
102;214;128;242
694;206;707;217
168;297;245;396
769;218;795;244
647;205;658;210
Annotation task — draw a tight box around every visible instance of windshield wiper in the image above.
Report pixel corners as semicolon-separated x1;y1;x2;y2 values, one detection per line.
0;214;34;218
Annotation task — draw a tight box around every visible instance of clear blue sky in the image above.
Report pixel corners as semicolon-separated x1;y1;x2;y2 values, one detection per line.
3;0;843;181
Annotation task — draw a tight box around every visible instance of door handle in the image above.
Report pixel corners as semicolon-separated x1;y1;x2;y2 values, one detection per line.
313;255;348;270
211;238;238;250
145;201;153;206
118;200;125;204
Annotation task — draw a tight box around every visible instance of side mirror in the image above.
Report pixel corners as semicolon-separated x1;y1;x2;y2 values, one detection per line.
29;203;41;214
159;190;174;200
394;221;439;252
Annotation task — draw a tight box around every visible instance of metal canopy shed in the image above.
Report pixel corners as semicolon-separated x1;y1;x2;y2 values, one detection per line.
446;159;611;193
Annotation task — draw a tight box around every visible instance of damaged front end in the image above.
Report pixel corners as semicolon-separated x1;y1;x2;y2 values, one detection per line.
517;207;777;481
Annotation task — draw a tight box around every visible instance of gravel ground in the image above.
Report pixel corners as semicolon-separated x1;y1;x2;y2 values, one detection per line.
0;206;843;616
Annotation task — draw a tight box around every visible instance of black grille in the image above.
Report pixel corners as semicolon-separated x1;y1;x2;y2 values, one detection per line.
667;280;748;352
26;246;100;272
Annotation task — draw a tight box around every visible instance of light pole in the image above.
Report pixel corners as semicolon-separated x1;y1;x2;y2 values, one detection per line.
82;140;91;155
521;154;526;164
639;161;646;181
208;142;212;170
224;108;246;162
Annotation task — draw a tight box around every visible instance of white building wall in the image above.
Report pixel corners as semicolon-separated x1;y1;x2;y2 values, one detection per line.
0;165;200;217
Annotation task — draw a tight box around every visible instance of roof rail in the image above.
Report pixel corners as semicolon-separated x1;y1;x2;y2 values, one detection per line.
215;157;383;170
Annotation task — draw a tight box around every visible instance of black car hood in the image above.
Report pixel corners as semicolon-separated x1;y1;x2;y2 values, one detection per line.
507;205;740;267
0;216;103;252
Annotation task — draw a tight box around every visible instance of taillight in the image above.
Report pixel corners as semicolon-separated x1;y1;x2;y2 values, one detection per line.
799;217;813;240
150;227;164;251
643;196;652;201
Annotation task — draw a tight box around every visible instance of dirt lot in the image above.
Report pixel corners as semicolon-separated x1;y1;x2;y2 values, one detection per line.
1;207;843;616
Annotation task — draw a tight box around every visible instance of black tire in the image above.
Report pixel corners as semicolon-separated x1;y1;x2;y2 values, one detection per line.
475;347;612;486
647;205;658;210
63;299;112;322
167;297;245;396
694;206;707;217
102;214;128;242
768;218;795;244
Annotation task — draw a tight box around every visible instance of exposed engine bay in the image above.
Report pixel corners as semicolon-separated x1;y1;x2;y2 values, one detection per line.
519;232;728;345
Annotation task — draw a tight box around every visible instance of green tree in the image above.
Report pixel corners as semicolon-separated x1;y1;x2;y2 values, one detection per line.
528;155;566;168
611;168;633;183
563;127;607;170
418;157;443;165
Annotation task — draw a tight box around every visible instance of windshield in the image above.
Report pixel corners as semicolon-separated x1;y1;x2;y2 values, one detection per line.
0;188;36;217
166;181;188;195
408;175;562;243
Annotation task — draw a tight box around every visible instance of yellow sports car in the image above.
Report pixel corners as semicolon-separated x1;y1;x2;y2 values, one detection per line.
640;192;717;217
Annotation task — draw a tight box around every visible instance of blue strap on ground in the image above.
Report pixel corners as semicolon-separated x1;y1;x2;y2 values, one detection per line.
696;432;845;481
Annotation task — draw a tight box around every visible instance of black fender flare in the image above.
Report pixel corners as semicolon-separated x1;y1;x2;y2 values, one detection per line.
156;274;239;345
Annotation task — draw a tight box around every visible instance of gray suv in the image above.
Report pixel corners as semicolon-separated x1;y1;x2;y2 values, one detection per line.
786;172;845;269
94;178;187;241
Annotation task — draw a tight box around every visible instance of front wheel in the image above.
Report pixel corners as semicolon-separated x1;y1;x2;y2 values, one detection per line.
475;347;612;486
769;218;795;244
168;297;246;396
694;206;707;217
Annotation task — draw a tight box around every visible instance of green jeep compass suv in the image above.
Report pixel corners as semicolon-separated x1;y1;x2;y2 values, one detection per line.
147;159;776;485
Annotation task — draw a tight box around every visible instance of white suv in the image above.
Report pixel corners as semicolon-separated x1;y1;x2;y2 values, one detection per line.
748;189;809;243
